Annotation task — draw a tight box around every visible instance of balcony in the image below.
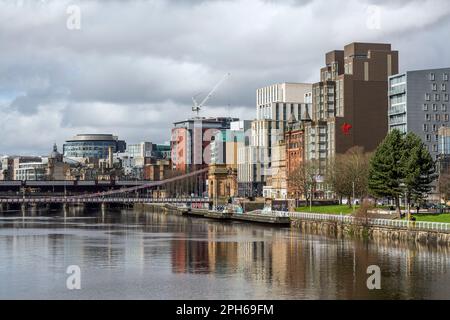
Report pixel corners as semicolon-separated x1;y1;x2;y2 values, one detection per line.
388;105;407;116
389;117;407;126
389;86;406;96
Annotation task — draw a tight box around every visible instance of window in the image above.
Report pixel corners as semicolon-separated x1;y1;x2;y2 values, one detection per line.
433;104;438;111
442;83;447;91
423;124;429;131
435;114;440;122
423;103;429;111
445;94;449;102
430;73;435;81
435;135;439;142
435;94;440;101
444;73;449;81
425;93;431;101
433;124;438;132
442;104;447;112
433;145;438;152
432;83;437;91
425;114;431;121
446;114;450;122
426;134;431;142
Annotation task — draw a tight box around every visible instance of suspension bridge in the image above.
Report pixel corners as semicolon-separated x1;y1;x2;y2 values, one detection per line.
0;168;211;206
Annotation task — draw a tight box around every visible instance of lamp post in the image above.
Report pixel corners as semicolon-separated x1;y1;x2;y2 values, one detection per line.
309;183;313;213
352;181;356;212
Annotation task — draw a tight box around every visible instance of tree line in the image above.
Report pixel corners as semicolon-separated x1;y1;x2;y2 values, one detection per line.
289;130;445;216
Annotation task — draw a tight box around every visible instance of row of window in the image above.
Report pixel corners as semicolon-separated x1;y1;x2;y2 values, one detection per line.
425;93;449;102
425;134;440;142
390;95;406;105
424;114;449;122
423;103;447;111
429;73;449;81
390;114;407;124
391;75;406;85
431;83;447;91
423;123;446;132
425;144;439;153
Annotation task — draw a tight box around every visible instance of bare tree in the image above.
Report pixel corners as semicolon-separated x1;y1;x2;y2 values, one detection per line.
439;171;450;205
353;199;376;227
289;160;320;206
327;147;371;207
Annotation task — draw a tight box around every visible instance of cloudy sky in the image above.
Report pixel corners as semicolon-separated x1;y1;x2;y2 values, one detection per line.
1;0;450;155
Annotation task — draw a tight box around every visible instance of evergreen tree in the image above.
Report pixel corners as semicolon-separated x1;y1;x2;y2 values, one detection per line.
368;129;437;216
368;130;404;213
401;132;437;207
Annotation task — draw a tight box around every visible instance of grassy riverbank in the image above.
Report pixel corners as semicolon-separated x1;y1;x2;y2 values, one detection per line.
295;205;357;215
294;205;450;223
405;213;450;223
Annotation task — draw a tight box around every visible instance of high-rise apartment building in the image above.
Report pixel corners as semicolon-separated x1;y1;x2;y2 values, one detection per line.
303;42;398;198
238;83;312;197
171;117;238;173
171;117;239;196
305;42;398;164
256;83;312;120
388;68;450;160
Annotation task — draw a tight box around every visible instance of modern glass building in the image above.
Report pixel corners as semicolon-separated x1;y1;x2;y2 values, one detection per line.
152;144;171;160
388;68;450;160
63;134;126;159
14;162;47;181
127;142;153;158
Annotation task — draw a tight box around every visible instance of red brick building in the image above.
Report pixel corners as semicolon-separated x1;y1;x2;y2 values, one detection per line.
285;117;305;199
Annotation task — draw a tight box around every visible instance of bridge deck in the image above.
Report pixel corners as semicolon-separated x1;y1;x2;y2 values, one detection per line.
0;197;211;204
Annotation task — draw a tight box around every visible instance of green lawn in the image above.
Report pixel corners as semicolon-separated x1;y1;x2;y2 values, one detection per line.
404;214;450;223
295;205;450;223
295;205;357;215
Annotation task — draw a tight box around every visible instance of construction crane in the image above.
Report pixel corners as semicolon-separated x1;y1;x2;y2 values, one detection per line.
192;73;231;116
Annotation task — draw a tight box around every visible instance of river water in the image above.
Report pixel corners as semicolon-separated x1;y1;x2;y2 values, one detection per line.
0;208;449;300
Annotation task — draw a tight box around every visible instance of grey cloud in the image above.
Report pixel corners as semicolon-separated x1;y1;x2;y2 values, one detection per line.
1;0;450;155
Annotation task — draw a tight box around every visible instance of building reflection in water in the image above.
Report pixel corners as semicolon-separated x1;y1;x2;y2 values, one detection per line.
0;208;449;299
164;211;450;299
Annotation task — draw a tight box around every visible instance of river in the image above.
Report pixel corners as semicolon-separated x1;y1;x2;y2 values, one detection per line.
0;208;449;299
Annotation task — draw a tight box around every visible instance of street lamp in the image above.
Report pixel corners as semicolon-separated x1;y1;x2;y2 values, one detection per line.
352;181;356;213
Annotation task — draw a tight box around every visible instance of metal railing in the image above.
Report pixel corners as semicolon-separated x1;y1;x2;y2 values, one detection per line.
0;197;210;204
246;210;290;218
289;212;354;223
286;212;450;233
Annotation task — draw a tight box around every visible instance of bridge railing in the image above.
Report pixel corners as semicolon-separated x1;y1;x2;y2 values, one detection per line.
0;196;211;204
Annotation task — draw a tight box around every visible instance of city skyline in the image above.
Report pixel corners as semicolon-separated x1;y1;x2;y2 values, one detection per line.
1;1;450;303
1;0;450;155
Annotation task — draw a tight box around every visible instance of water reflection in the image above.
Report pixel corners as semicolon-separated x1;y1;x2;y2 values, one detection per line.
0;208;449;299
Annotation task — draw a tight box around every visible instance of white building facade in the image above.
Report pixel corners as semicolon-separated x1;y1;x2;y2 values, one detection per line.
238;83;312;197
